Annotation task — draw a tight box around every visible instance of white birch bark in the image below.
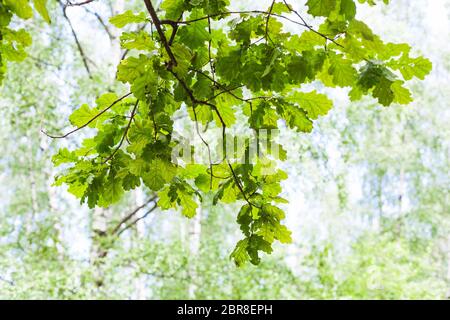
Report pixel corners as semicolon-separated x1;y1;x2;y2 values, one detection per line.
188;208;202;298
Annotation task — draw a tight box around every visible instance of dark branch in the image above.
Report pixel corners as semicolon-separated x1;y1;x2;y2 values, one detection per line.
143;0;177;68
145;4;272;209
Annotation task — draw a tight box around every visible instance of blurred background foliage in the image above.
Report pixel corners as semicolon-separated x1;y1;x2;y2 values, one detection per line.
0;0;449;299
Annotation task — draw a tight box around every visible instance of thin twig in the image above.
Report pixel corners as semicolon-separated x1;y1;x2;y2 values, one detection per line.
111;196;157;235
103;99;139;164
191;68;271;103
66;0;96;6
281;0;344;47
116;204;158;236
160;9;343;47
120;24;147;61
168;13;183;46
42;92;132;139
59;0;93;78
82;7;115;41
265;1;276;43
192;106;214;190
161;11;304;26
207;16;215;81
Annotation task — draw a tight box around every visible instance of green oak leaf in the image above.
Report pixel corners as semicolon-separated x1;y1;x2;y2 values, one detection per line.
110;10;147;28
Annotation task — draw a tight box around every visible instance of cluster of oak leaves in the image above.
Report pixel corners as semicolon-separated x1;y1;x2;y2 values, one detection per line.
0;0;431;266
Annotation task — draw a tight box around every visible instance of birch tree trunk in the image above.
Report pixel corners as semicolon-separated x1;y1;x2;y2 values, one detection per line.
447;235;450;299
188;207;202;298
133;187;147;300
91;207;110;288
89;0;125;291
